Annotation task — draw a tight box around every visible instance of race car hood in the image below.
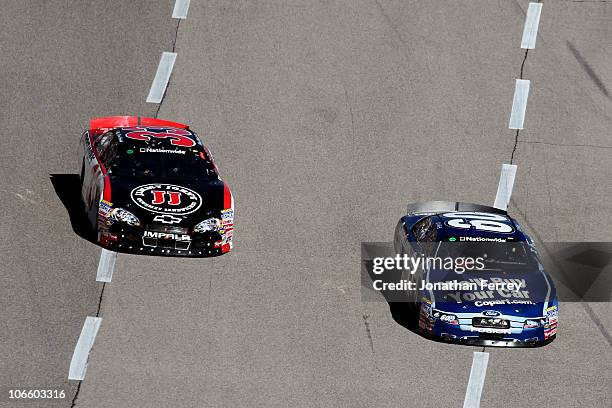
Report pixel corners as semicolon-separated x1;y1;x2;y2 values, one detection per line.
425;267;555;317
106;177;228;227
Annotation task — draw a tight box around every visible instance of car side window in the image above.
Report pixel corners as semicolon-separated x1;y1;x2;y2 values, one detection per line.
412;216;432;241
413;216;439;255
94;131;114;156
98;134;118;168
422;224;437;243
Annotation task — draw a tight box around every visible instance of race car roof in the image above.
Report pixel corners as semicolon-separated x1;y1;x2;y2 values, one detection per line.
113;127;203;149
431;212;527;242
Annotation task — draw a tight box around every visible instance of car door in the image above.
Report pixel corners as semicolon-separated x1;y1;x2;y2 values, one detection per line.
84;131;114;226
411;217;438;298
80;131;100;211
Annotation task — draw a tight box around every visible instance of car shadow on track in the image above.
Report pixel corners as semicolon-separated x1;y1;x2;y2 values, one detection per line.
388;302;420;332
387;302;472;347
50;174;97;244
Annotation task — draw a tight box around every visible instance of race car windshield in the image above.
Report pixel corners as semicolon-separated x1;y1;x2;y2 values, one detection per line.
439;242;537;268
109;152;218;182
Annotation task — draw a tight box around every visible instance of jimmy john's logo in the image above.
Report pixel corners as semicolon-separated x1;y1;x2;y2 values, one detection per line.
131;184;202;215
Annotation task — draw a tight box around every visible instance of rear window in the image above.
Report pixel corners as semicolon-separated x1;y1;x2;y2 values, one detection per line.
438;241;538;270
108;147;218;182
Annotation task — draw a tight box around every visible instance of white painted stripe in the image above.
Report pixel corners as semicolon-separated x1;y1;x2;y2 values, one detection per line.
508;79;530;129
68;317;103;381
146;52;177;103
521;3;543;50
96;249;117;282
493;164;518;210
172;0;191;19
463;352;490;408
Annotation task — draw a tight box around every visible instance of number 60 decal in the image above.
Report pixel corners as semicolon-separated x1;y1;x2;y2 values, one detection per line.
442;212;514;234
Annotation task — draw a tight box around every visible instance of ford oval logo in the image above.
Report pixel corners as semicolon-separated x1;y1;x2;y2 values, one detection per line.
482;310;501;317
131;183;202;215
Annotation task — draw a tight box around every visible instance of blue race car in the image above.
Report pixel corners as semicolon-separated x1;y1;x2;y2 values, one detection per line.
393;201;558;347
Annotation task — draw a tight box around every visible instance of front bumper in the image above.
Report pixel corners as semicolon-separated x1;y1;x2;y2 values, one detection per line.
426;329;556;348
418;306;557;348
98;229;231;257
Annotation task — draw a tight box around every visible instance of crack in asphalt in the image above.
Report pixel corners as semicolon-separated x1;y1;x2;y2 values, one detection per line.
510;129;520;164
362;314;375;355
71;281;106;407
510;49;529;165
95;282;106;318
73;15;183;408
155;19;182;119
518;140;612;149
372;0;412;57
519;49;529;80
70;382;82;408
342;83;356;146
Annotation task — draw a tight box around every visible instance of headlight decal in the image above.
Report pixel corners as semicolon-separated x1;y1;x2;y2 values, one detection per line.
432;310;459;325
193;218;221;233
109;208;141;226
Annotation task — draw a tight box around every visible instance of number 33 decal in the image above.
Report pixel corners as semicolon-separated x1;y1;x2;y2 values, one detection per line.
442;212;514;233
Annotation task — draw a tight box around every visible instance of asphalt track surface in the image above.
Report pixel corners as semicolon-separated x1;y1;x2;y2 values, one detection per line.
1;1;611;407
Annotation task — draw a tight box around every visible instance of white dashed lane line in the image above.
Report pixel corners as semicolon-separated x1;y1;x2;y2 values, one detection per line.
68;317;103;381
493;164;518;211
146;52;177;103
521;2;543;50
96;249;117;283
508;79;530;130
172;0;191;19
463;352;490;408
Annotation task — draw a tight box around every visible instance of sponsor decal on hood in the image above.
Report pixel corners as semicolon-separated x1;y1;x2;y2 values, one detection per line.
130;183;202;215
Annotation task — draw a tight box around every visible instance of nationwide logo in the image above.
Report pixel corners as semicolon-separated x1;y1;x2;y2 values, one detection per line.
459;236;507;242
131;184;202;215
139;147;186;154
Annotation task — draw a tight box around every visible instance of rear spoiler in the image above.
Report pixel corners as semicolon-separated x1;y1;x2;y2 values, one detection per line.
89;116;189;132
406;201;507;215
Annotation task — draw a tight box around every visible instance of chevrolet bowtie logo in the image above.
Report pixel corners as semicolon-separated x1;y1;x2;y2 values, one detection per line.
153;214;183;224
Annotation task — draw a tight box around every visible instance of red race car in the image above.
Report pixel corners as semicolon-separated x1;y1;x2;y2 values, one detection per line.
79;116;234;257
